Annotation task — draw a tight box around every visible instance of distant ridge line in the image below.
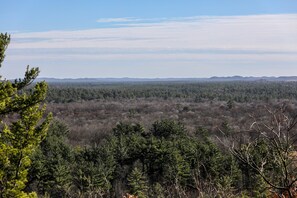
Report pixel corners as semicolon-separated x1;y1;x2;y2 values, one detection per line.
36;76;297;83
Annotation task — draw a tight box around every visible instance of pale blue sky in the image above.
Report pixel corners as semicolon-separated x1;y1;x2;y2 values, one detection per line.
1;1;297;78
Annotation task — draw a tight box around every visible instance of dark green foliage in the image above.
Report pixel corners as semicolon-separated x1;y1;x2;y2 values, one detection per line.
220;120;233;137
72;143;116;197
46;81;297;103
26;119;243;197
102;121;241;196
127;167;148;198
24;100;297;197
227;99;234;109
25;112;297;197
27;120;73;197
150;120;185;139
113;122;145;137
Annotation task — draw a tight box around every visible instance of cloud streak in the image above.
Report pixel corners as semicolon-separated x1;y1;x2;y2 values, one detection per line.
10;14;297;51
96;17;142;23
4;14;297;78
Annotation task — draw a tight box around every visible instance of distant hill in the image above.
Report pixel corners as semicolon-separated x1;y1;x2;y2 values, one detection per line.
36;76;297;83
209;76;297;82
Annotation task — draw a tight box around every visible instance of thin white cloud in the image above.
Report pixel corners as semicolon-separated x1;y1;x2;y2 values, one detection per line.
4;14;297;78
6;50;297;62
96;17;142;23
10;14;297;52
96;17;172;23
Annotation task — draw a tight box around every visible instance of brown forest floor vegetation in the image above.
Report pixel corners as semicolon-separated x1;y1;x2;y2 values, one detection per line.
46;98;297;146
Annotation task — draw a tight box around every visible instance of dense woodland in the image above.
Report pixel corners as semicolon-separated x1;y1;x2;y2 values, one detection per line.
46;81;297;103
22;81;297;197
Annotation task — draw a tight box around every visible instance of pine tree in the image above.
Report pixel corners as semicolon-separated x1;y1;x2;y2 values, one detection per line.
0;33;52;197
127;167;148;198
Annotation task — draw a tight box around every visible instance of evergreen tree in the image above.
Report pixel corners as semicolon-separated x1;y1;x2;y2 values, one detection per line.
127;167;148;198
27;120;73;197
0;33;51;197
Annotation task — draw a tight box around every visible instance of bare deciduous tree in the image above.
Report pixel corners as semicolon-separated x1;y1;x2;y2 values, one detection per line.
230;105;297;197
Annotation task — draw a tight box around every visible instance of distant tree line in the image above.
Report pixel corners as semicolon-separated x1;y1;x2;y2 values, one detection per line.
45;81;297;103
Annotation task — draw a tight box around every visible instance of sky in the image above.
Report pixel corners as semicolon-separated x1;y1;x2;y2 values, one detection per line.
1;0;297;78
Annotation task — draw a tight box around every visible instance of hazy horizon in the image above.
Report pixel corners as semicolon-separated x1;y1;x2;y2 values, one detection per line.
35;76;297;81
